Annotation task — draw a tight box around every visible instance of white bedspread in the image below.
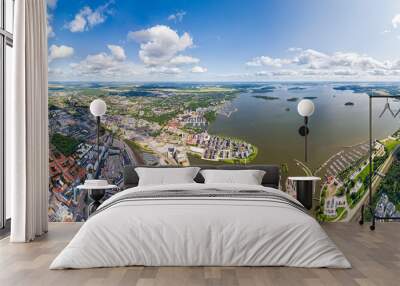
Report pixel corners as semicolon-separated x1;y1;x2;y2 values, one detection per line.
50;183;351;269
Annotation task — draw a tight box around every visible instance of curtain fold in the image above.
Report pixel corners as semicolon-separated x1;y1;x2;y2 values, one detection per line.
9;0;49;242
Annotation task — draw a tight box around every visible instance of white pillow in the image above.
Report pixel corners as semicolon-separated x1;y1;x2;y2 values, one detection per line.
200;169;266;185
135;167;200;186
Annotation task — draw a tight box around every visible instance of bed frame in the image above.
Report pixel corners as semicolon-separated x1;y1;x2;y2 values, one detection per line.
122;165;281;189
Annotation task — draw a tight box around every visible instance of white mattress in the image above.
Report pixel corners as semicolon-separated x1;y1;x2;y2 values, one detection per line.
50;183;351;269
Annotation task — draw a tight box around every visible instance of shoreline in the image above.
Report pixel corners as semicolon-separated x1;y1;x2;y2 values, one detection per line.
317;130;398;177
317;129;400;222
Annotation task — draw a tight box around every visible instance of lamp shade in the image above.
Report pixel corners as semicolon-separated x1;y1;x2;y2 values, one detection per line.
90;99;107;117
297;99;315;117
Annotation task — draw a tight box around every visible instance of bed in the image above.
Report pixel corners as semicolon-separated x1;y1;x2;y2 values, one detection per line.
50;165;351;269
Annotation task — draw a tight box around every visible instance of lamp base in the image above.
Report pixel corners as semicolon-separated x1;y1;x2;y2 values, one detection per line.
87;189;106;216
298;126;309;136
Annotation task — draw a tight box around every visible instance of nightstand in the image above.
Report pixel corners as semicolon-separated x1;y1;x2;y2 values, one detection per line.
77;180;119;215
287;176;321;210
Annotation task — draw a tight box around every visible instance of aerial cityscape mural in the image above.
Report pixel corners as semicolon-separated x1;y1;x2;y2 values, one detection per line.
47;0;400;222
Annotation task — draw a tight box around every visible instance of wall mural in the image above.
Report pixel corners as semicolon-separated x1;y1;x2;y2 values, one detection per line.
47;1;400;222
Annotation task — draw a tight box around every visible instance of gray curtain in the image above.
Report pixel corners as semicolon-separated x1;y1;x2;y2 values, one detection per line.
8;0;49;242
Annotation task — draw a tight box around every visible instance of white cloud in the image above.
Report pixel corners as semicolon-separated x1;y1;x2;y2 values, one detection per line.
330;52;386;70
271;70;297;76
48;45;74;62
368;69;400;77
66;44;185;80
170;55;199;65
246;48;400;79
300;69;329;76
292;49;330;68
368;69;387;76
333;69;358;76
246;56;290;67
69;51;142;79
68;9;88;32
61;39;204;81
47;25;55;38
168;11;186;22
125;25;203;76
191;66;208;73
128;25;193;66
392;14;400;28
149;66;182;74
48;67;65;77
87;9;106;27
47;13;55;38
107;45;126;61
389;59;400;70
255;71;269;76
47;0;57;9
67;2;113;33
72;53;116;72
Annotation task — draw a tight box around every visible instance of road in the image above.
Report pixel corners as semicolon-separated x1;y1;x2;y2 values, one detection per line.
347;145;399;222
122;139;145;165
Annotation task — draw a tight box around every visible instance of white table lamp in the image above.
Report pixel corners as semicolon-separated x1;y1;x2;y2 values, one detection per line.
90;99;107;178
297;99;315;162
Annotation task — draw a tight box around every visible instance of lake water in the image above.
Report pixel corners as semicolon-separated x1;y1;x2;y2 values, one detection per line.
194;83;400;175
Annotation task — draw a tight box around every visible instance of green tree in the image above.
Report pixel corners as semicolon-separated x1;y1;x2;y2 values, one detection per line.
51;133;80;156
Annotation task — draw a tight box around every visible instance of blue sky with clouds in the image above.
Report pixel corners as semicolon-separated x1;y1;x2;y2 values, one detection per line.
47;0;400;81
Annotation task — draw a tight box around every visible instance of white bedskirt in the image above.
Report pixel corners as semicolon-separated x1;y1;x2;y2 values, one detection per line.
50;183;351;269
